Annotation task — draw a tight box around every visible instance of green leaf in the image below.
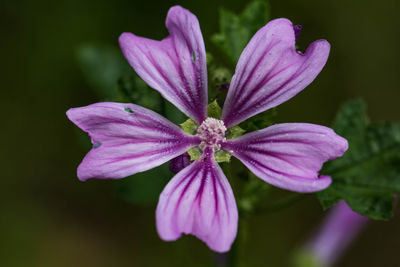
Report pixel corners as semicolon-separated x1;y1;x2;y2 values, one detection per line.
318;99;400;220
115;163;171;205
76;44;130;99
211;0;270;65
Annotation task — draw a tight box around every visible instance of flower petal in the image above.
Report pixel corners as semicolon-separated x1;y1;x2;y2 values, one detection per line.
66;102;200;181
305;201;369;266
222;123;348;192
119;6;207;124
156;147;238;252
221;18;330;128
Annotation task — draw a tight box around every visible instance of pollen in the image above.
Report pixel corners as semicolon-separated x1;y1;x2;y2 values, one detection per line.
196;118;227;150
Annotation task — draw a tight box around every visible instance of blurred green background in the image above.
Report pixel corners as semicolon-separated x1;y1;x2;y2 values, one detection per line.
1;0;399;266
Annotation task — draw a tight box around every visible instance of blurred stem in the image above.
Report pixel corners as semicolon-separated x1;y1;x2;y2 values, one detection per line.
215;252;229;267
253;194;309;214
228;217;248;267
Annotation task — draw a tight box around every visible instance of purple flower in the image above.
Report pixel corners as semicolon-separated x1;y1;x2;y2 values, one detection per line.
302;201;369;266
66;6;348;252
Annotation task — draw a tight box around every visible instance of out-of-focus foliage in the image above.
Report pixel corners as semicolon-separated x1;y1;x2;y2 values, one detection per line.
291;249;322;267
115;163;171;205
211;0;270;65
76;44;130;99
319;99;400;220
239;108;277;132
117;73;163;113
238;173;272;214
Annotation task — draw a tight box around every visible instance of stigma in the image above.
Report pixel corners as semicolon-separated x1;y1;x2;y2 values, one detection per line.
196;118;227;150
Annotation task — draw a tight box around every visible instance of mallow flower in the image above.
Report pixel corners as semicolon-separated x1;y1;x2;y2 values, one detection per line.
66;6;348;252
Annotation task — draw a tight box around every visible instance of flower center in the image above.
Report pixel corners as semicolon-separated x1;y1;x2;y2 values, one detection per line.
196;118;227;150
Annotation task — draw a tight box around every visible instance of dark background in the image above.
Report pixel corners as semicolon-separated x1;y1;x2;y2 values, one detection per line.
1;0;399;266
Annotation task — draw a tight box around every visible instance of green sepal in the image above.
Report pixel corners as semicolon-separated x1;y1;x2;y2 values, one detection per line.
207;100;222;119
187;147;202;161
188;147;232;163
180;119;198;135
215;150;231;163
226;125;246;139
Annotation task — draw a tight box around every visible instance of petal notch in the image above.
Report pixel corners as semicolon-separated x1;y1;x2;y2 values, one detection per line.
119;6;208;124
221;18;330;127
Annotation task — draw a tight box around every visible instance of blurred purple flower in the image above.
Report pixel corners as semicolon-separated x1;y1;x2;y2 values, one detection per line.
66;6;347;252
303;201;369;266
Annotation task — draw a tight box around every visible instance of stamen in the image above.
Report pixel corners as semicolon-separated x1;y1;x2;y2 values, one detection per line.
196;118;227;150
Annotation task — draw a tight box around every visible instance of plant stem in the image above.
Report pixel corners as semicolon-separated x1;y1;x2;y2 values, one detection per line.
228;217;248;267
253;194;309;214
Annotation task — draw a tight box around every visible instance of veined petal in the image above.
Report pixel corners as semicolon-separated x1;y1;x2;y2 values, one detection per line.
222;123;348;193
66;102;200;181
119;6;207;124
221;18;330;128
156;147;238;252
